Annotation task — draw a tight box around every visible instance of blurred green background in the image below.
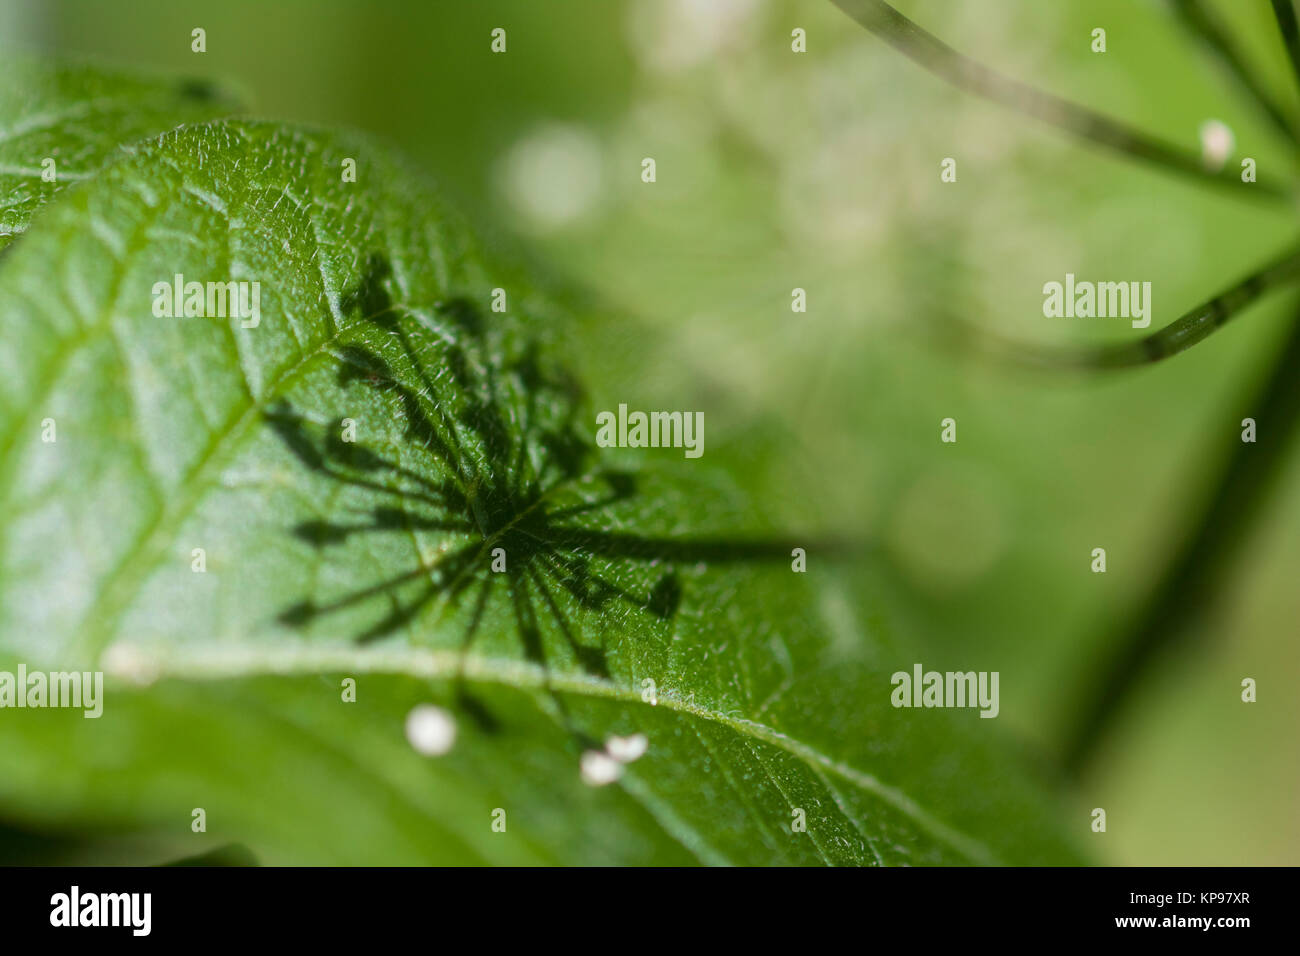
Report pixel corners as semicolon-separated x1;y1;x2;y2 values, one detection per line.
3;0;1297;864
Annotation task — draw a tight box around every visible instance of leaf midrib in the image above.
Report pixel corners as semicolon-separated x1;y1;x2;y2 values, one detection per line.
101;641;1004;865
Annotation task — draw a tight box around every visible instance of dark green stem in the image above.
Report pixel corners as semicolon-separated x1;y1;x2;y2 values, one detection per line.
1271;0;1300;98
953;243;1300;370
1061;300;1300;770
829;0;1292;200
1169;0;1300;146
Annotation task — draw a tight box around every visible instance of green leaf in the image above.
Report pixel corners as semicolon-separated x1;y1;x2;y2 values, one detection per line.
0;63;1083;865
0;59;240;250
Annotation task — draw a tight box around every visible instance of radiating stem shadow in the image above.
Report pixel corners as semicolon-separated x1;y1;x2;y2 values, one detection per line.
266;252;863;731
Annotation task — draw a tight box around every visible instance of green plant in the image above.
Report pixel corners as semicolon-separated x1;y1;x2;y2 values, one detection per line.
833;0;1300;771
0;59;1082;865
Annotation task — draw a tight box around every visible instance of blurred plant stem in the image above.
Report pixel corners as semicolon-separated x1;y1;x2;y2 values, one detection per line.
1062;300;1300;771
1272;0;1300;101
829;0;1292;199
1168;0;1300;144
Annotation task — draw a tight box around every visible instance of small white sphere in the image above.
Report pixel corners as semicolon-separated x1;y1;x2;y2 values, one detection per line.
580;750;624;787
1199;119;1234;171
605;733;649;764
405;704;457;757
